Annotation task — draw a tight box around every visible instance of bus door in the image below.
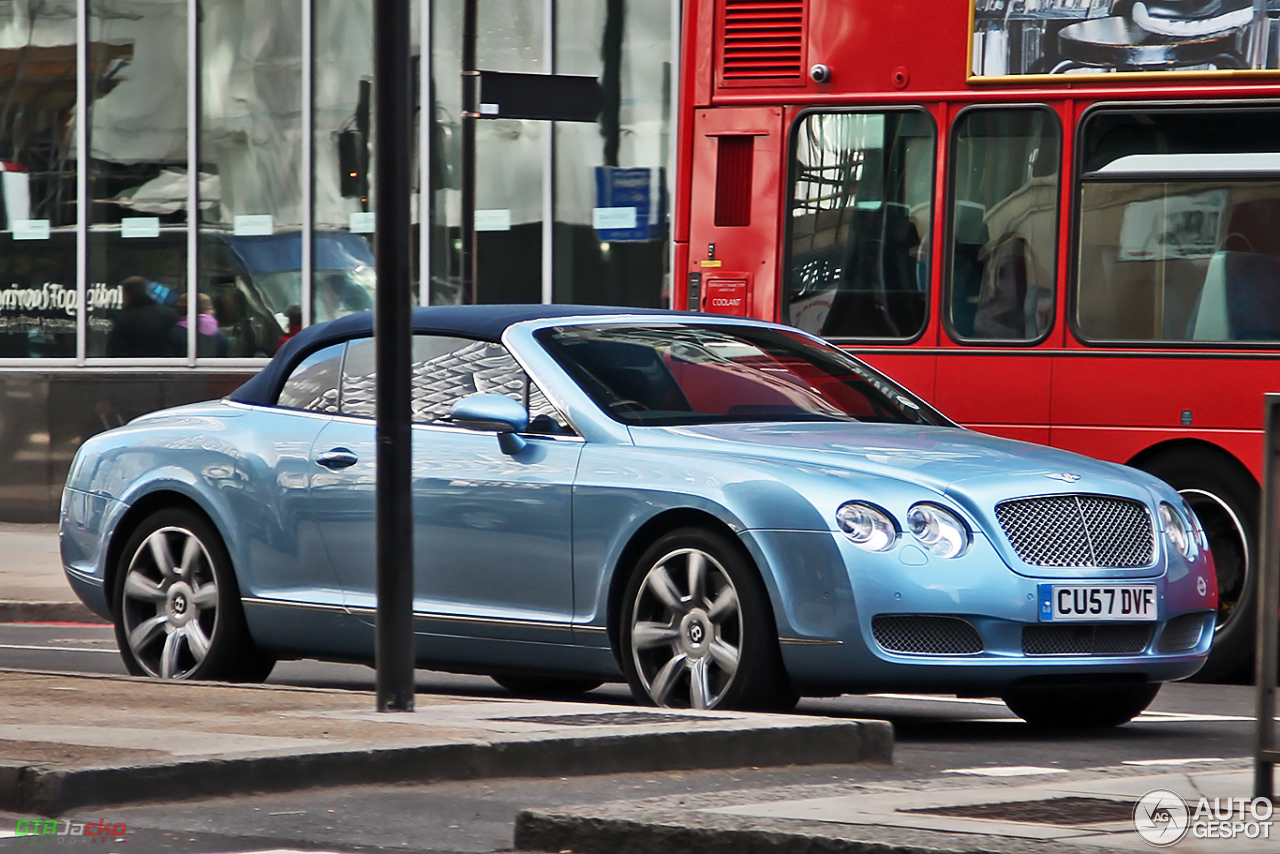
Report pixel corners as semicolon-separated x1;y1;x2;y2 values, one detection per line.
685;107;785;320
934;107;1063;445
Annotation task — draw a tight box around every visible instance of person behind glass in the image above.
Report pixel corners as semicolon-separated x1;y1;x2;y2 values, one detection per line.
174;292;230;357
106;276;182;357
277;304;303;352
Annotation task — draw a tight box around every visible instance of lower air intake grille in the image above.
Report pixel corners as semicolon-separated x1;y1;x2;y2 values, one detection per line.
872;615;984;656
1157;614;1207;652
1022;624;1154;656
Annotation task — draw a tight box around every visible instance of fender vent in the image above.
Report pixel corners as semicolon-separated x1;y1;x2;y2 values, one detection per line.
721;0;806;86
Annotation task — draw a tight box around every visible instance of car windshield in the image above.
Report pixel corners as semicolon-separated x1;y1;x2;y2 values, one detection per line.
535;323;952;427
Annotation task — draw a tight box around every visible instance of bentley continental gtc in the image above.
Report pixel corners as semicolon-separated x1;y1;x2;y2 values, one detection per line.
60;306;1218;726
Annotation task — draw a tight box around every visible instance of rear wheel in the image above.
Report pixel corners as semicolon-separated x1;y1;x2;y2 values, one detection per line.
491;674;603;697
1139;450;1256;682
620;527;797;711
112;508;274;682
1002;682;1161;728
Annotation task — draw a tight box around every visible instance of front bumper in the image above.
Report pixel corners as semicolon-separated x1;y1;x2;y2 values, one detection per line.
744;529;1216;695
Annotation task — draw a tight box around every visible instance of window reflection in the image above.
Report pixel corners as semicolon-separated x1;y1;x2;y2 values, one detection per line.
553;0;670;309
278;342;343;411
87;0;189;358
340;335;568;431
787;111;936;340
314;0;384;323
0;0;82;357
1078;180;1280;341
948;109;1059;342
1076;109;1280;343
200;0;304;357
0;0;677;360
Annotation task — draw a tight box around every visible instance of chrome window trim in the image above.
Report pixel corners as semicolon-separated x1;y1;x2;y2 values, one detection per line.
231;399;586;443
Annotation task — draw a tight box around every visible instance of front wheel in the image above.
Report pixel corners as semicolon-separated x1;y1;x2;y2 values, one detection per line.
620;527;796;711
1002;682;1160;728
112;508;274;682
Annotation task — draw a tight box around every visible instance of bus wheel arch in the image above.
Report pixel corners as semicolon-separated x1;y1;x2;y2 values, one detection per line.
1128;440;1257;682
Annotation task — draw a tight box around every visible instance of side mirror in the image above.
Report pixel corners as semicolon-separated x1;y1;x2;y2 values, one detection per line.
450;393;529;454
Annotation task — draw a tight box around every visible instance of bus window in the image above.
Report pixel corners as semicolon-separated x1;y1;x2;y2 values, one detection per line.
786;110;935;340
947;108;1060;342
1076;108;1280;344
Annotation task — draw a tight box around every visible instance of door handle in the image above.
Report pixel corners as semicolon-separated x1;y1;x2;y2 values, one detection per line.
316;448;359;470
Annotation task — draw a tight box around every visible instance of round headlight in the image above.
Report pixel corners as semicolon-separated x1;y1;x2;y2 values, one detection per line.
1160;502;1191;557
907;503;970;558
1181;498;1209;552
836;502;897;552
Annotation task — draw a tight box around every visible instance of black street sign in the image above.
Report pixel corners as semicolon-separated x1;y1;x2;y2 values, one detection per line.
478;71;604;123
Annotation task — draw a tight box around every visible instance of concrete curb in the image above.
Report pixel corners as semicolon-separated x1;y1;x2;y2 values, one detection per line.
0;718;892;816
513;806;1098;854
0;602;106;624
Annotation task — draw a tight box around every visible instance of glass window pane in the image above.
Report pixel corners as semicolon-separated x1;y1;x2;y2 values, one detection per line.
1076;109;1280;343
947;108;1059;341
277;342;344;411
200;0;303;358
786;111;935;340
553;0;671;308
87;0;190;358
314;0;380;327
339;335;565;428
535;323;947;427
1077;180;1280;342
472;1;543;305
0;1;80;358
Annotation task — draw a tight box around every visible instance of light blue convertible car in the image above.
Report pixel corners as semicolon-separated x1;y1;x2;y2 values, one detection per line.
60;306;1218;726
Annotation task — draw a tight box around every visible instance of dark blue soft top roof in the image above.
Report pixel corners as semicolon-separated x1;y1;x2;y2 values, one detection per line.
229;304;698;406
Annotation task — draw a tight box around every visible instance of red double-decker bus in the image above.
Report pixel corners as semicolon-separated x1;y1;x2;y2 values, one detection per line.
673;0;1280;680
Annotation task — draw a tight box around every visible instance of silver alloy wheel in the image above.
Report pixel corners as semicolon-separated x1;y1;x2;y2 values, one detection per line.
629;547;743;709
1180;487;1249;634
119;525;219;679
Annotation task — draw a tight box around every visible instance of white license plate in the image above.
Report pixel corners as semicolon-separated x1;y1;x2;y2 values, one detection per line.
1038;584;1157;622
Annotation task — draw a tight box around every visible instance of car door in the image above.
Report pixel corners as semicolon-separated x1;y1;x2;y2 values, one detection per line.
309;334;582;658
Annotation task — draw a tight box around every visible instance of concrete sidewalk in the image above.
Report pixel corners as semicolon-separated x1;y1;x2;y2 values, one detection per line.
516;760;1276;853
0;523;102;623
0;669;891;817
0;522;893;826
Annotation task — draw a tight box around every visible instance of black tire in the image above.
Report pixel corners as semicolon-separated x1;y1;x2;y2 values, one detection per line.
490;674;604;697
112;508;275;682
1139;450;1257;682
619;527;797;711
1002;682;1161;728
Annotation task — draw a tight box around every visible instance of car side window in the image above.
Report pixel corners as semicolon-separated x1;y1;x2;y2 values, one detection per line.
338;335;571;433
275;342;345;412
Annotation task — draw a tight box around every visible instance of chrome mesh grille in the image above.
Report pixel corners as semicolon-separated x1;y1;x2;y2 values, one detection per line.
872;615;984;656
1157;614;1207;652
1022;624;1153;656
995;495;1154;568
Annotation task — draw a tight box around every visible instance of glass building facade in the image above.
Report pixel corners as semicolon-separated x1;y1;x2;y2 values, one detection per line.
0;0;678;519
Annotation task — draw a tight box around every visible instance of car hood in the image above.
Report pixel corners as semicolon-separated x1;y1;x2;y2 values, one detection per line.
632;422;1159;503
